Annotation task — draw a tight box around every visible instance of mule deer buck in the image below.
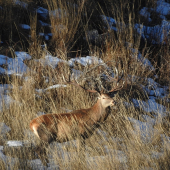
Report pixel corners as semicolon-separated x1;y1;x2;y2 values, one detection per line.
30;69;124;166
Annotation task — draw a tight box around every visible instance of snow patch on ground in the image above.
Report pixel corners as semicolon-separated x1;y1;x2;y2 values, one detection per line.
14;0;28;8
20;24;30;29
135;20;170;44
132;98;167;117
0;52;31;76
0;123;11;135
37;7;49;20
128;117;158;143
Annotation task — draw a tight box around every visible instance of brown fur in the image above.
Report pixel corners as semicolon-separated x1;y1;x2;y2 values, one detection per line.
30;93;115;165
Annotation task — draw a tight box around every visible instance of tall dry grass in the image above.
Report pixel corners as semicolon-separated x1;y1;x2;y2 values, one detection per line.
1;69;170;169
0;50;169;169
0;0;170;169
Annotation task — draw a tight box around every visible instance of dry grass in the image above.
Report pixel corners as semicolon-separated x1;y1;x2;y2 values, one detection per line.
0;0;170;169
0;55;169;169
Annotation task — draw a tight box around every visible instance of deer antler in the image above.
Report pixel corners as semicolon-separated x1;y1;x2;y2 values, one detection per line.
62;66;124;94
62;75;100;94
106;67;125;93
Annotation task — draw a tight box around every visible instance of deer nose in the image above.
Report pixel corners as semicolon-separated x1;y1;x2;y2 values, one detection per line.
112;100;116;105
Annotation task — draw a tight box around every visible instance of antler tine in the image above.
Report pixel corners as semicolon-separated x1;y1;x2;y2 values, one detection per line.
106;67;125;93
115;67;119;82
112;67;123;83
108;80;125;93
62;74;99;93
107;67;124;83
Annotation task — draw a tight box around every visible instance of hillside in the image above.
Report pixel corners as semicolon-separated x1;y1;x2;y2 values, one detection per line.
0;0;170;169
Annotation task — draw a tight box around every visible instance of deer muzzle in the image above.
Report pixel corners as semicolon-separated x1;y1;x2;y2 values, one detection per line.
111;100;116;106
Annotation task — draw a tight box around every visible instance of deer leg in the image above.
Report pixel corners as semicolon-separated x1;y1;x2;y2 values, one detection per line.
35;124;56;166
34;141;49;166
37;123;56;143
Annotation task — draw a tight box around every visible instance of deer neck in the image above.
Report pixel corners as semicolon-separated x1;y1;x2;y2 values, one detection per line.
89;99;105;122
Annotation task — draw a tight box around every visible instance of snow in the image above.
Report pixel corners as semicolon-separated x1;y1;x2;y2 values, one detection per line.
0;123;11;134
0;84;17;112
103;147;127;163
45;84;67;90
144;85;167;98
48;33;53;36
39;33;50;40
128;117;158;143
139;7;152;22
141;115;156;126
132;98;167;117
29;159;59;170
35;54;104;71
20;24;30;29
35;84;67;94
35;53;65;68
0;146;3;151
45;35;50;40
7;57;29;75
156;0;170;16
130;48;155;70
29;159;46;170
140;0;170;19
101;15;118;31
15;52;32;60
0;55;9;65
71;69;83;80
39;33;44;36
0;95;16;111
0;150;18;169
141;77;169;100
6;141;24;147
14;0;28;9
69;56;104;67
0;52;31;76
39;20;50;27
135;19;170;45
37;7;49;20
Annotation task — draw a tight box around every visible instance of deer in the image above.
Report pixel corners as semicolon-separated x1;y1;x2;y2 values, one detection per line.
29;69;124;166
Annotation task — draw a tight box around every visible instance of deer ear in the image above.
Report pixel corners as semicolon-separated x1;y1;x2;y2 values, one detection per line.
97;93;101;99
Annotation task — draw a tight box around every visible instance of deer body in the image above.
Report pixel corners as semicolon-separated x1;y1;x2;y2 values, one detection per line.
30;94;114;144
